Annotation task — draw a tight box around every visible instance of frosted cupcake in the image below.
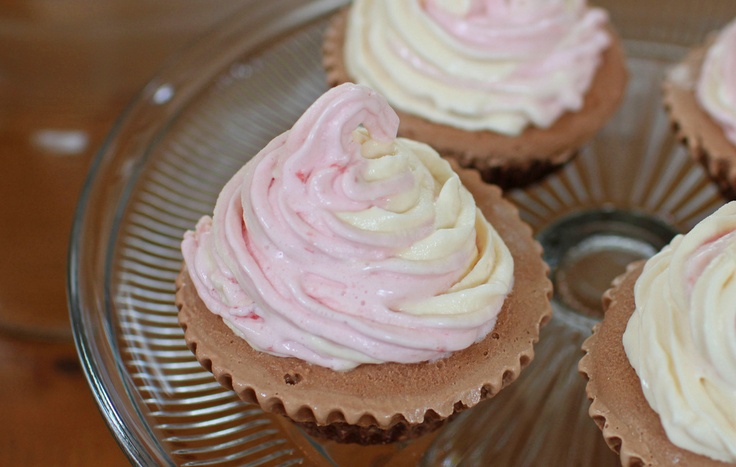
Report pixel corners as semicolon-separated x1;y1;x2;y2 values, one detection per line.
580;202;736;465
324;0;628;188
664;18;736;199
176;83;552;444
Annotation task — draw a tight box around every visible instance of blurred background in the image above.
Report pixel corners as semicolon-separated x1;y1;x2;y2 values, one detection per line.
0;2;246;464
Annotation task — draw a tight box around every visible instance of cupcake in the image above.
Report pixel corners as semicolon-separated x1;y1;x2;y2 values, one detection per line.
176;83;552;444
664;18;736;200
580;202;736;465
323;0;628;189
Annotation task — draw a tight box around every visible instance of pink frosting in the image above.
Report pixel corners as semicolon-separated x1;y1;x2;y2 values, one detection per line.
344;0;612;134
683;231;736;299
182;83;513;370
424;0;607;56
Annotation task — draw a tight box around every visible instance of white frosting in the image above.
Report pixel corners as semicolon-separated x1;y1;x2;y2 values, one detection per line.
697;19;736;146
343;0;611;135
623;202;736;462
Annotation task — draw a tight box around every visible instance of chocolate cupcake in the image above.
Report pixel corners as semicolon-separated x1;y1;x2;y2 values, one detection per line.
664;18;736;200
176;83;552;444
580;203;736;465
324;0;628;189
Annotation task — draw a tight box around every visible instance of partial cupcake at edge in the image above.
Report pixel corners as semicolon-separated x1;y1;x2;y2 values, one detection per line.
664;17;736;200
175;83;553;445
323;0;628;189
580;202;736;465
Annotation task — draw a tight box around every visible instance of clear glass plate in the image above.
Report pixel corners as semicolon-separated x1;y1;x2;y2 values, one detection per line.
68;0;734;465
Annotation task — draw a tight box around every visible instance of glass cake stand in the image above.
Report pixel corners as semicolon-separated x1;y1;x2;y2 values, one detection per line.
68;0;734;465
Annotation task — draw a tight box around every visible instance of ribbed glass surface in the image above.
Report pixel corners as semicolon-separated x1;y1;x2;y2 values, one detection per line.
69;1;733;465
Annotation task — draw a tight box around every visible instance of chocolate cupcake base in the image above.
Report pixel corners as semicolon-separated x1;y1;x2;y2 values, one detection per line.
176;166;552;445
323;8;629;190
663;41;736;200
579;262;731;466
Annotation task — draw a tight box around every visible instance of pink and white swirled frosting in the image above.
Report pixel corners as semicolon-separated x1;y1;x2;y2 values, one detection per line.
343;0;612;135
182;83;514;371
697;18;736;146
623;202;736;462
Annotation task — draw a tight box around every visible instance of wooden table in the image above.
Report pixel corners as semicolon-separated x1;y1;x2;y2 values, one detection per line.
0;102;133;467
0;2;246;464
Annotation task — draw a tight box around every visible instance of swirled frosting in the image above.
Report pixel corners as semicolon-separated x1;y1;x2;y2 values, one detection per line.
182;83;514;371
697;19;736;146
623;202;736;462
343;0;611;135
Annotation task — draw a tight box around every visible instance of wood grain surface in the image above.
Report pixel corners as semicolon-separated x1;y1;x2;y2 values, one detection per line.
0;2;247;464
